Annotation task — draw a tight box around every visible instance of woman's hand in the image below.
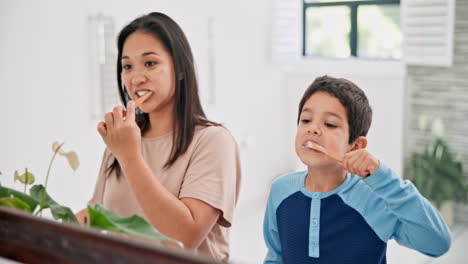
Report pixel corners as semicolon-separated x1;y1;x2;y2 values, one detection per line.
97;101;141;163
75;208;90;226
342;149;379;178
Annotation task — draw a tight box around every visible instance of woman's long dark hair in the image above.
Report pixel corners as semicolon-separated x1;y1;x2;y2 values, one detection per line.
107;12;219;177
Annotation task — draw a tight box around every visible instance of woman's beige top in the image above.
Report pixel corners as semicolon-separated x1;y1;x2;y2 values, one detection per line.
88;125;242;261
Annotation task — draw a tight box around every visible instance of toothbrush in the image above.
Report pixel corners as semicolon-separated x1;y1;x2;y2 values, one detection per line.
122;91;153;117
306;141;343;162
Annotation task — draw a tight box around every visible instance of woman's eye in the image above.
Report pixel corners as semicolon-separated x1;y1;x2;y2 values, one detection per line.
122;64;132;70
301;119;310;124
325;123;337;128
145;61;157;67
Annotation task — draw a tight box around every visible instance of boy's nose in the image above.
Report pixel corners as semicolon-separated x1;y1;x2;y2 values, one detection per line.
307;124;321;135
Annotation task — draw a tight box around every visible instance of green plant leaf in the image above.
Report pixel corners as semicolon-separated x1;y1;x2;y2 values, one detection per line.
88;204;183;247
14;170;36;185
0;197;32;212
0;185;38;212
29;185;78;223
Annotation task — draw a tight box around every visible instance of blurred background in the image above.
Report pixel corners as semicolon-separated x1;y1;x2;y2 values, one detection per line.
1;0;467;263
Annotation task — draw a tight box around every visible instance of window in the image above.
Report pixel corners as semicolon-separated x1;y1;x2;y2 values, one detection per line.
303;0;401;59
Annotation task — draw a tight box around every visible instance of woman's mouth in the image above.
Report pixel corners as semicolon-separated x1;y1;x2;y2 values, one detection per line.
136;90;151;97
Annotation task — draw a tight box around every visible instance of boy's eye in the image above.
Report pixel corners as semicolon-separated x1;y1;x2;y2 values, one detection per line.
301;119;310;124
325;123;337;128
122;64;132;70
145;61;157;67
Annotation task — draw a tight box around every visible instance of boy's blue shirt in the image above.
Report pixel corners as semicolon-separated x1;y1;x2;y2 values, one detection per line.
263;161;451;264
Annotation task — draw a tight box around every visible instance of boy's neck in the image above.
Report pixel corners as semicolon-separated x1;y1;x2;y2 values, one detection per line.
305;166;347;193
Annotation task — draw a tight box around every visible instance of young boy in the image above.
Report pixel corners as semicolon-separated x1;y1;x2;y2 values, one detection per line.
263;76;451;263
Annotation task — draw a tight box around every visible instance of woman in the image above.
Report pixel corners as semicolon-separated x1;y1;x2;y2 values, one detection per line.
77;12;241;261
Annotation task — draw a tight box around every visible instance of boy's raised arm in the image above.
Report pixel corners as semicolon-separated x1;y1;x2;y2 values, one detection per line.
363;161;452;257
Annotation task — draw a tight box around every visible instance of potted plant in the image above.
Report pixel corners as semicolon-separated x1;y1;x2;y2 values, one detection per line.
0;142;181;247
406;137;468;226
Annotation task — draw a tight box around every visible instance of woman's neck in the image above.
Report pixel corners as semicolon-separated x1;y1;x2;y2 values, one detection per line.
305;166;347;193
143;107;174;138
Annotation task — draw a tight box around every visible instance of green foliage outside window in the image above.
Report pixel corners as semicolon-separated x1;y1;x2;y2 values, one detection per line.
406;138;468;209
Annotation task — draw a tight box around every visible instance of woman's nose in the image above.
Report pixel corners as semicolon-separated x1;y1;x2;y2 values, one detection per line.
131;72;147;86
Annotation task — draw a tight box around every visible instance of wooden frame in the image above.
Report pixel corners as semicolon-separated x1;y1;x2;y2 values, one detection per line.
0;207;221;264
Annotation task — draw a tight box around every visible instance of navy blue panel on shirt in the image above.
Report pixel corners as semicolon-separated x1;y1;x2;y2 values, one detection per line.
277;191;312;263
276;191;387;264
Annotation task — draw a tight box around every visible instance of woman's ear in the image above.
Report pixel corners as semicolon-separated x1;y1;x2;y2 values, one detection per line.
178;72;184;80
350;136;368;151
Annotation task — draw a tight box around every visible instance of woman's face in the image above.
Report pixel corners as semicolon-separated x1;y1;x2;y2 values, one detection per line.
121;31;176;115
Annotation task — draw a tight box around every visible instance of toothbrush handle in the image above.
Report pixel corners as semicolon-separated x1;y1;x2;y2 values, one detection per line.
324;150;344;163
122;91;153;117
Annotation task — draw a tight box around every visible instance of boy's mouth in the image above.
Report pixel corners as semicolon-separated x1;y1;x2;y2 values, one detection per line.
302;141;323;153
302;141;344;162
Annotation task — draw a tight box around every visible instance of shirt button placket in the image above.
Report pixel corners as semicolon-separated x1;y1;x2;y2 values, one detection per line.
312;219;318;227
309;192;321;258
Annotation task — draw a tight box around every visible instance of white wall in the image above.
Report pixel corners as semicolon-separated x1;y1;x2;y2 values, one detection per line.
0;1;405;263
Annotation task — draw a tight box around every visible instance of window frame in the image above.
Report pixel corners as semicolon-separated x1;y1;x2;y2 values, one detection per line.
302;0;401;58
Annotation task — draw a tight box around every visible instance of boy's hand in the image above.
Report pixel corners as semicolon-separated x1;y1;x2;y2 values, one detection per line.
342;149;379;178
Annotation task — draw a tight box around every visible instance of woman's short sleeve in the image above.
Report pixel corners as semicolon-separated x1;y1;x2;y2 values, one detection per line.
178;126;242;227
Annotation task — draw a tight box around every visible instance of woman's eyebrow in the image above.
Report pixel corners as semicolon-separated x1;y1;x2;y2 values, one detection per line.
121;51;161;60
302;107;312;113
142;51;160;57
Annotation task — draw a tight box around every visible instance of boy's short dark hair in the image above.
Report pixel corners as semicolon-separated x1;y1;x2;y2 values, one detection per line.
297;75;372;144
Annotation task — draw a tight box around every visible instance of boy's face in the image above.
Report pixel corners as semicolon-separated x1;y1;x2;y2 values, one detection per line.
295;91;352;169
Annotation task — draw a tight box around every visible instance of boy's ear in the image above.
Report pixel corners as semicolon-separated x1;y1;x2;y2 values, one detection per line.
178;72;184;80
350;136;368;151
